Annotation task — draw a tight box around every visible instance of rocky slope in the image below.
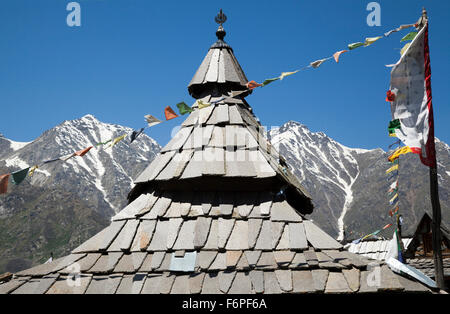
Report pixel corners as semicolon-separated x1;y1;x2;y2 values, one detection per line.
269;121;450;240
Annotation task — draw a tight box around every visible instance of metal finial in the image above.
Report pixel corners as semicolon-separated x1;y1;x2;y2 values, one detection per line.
215;9;227;26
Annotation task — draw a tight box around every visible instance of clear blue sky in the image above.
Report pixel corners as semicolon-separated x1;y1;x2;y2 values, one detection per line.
1;0;449;150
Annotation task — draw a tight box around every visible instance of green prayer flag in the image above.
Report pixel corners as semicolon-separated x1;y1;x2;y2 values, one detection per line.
348;42;364;50
388;119;401;135
400;31;417;42
262;77;279;87
176;102;193;115
11;167;30;185
96;139;112;146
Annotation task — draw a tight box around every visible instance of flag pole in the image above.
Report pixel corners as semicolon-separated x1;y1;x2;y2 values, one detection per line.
418;8;446;290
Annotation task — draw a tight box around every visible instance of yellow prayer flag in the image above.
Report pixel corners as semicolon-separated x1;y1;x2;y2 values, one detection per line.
29;165;38;177
385;164;399;174
197;100;211;109
388;146;412;162
364;36;382;47
279;70;299;80
110;134;126;148
400;43;411;56
389;193;398;204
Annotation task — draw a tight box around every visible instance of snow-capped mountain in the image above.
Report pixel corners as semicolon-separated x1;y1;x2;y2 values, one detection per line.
0;115;160;273
269;121;450;240
1;114;160;217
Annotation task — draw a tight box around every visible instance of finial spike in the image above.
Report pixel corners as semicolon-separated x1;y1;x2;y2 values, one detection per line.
215;9;227;26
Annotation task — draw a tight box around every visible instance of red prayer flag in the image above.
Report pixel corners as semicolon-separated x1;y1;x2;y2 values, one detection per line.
74;146;93;157
164;106;179;121
0;174;10;194
386;90;396;102
246;80;262;90
333;50;348;63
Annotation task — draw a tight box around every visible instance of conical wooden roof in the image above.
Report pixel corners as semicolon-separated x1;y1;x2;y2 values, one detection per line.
0;13;433;295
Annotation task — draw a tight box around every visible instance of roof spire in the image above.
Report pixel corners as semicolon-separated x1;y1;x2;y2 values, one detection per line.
215;9;227;41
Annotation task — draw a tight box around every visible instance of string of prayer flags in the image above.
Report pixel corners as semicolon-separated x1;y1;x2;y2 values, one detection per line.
0;174;10;194
130;128;145;144
388;146;412;162
60;153;75;162
364;36;382;47
11;167;30;185
96;139;112;146
348;42;364;50
197;100;211;109
164;106;179;121
388;140;401;149
74;146;93;157
400;31;418;42
43;158;61;164
246;80;262;90
145;115;162;127
262;77;279;87
310;59;327;69
176;102;193;115
333;50;347;63
29;165;38;177
384;23;416;37
386;164;399;174
279;71;299;80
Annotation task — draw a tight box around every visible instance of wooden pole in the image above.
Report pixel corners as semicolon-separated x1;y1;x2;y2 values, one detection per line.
430;166;445;289
418;7;446;290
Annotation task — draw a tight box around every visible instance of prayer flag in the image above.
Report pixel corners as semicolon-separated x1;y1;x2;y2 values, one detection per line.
310;59;327;69
386;164;399;174
389;193;398;205
383;223;393;230
388;119;401;137
29;165;39;177
279;71;299;80
130;128;145;143
74;146;93;157
164;106;179;120
110;134;126;147
11;167;30;185
262;77;279;86
333;50;347;63
0;174;10;194
197;100;211;109
229;90;247;98
401;31;418;42
388;146;412;162
176;102;193;115
246;80;262;89
389;180;398;190
144;115;162;127
389;24;436;167
348;42;364;50
386;90;396;102
400;43;411;56
364;36;382;46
